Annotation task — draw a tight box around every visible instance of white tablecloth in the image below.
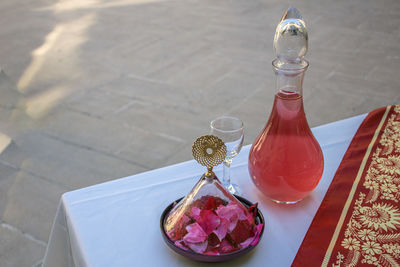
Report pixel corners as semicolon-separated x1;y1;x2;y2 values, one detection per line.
42;114;366;267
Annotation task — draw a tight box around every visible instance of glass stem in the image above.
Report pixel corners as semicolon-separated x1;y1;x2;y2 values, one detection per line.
223;159;232;185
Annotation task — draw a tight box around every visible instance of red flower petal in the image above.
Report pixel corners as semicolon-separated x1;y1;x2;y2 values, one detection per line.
197;210;220;235
230;220;254;244
192;196;226;210
207;233;220;248
171;214;191;240
246;213;255;225
219;238;235;254
183;223;207;243
204;195;217;210
204;249;219;255
248;203;258;218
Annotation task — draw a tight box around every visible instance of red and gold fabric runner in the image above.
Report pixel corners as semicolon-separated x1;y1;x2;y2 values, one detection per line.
293;105;400;266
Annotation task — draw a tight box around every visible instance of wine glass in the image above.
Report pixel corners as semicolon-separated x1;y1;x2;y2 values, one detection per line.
210;116;244;195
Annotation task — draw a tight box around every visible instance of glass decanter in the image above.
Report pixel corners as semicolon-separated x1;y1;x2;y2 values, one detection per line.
248;8;324;204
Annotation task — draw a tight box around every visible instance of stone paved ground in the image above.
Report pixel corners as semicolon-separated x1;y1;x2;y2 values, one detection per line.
0;0;399;266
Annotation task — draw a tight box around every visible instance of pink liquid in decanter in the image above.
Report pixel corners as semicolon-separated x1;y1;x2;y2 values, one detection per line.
248;91;323;203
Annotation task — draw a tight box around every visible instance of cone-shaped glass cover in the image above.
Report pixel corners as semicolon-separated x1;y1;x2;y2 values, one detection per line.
163;135;262;255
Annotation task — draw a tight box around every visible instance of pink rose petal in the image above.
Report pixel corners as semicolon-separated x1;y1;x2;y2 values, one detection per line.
250;224;263;246
213;218;229;241
190;207;201;220
216;202;248;232
174;240;188;251
197;210;220;235
187;240;208;254
228;202;247;220
228;215;239;232
215;204;234;219
234;206;248;221
216;205;238;232
239;237;254;249
181;214;191;224
183;223;207;243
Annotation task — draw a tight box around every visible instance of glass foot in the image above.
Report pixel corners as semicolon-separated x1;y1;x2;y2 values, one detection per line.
270;198;302;204
223;182;241;196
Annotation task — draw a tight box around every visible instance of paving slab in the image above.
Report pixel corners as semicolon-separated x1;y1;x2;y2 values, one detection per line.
64;87;135;119
1;170;68;242
93;75;204;116
205;68;269;105
0;223;45;267
0;131;147;189
0;162;18;218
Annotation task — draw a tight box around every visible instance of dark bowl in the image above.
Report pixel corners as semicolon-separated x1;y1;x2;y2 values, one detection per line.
160;195;265;262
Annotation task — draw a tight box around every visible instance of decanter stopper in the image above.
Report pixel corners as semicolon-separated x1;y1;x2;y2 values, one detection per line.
273;7;308;64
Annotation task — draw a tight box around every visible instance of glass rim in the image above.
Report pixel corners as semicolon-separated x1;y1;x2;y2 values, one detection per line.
210;116;244;133
272;58;309;72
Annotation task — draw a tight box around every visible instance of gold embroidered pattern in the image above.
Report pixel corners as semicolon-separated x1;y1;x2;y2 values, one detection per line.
335;106;400;266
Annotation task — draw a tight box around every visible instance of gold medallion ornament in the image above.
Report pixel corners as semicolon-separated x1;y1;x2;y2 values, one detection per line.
192;135;227;177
